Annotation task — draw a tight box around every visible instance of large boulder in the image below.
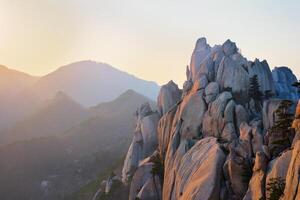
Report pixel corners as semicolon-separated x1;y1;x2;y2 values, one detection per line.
282;141;300;200
189;37;212;81
163;137;226;200
197;56;215;82
247;59;275;94
136;175;162;200
272;66;299;101
251;120;264;155
235;105;249;134
129;159;161;200
205;82;220;104
266;150;292;199
203;92;237;141
162;89;207;199
223;148;251;200
157;80;181;115
216;56;249;103
157;105;178;158
174;89;207;141
243;151;267;200
122;103;160;183
223;123;254;200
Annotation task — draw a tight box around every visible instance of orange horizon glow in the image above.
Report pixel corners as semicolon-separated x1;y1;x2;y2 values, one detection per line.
0;0;299;86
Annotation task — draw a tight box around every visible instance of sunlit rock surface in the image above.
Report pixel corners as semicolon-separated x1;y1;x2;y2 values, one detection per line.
157;80;181;116
163;137;226;200
121;37;300;200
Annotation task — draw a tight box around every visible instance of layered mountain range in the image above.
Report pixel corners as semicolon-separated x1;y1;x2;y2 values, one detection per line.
0;61;159;200
0;61;159;132
0;89;156;200
120;38;300;200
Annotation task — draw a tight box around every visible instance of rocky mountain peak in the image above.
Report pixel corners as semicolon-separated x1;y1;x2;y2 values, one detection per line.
194;37;210;50
121;37;300;200
222;39;238;56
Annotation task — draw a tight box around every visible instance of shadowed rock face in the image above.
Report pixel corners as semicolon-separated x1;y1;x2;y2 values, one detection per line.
272;67;299;101
157;80;182;116
122;103;160;183
121;37;300;200
129;159;162;200
243;151;267;200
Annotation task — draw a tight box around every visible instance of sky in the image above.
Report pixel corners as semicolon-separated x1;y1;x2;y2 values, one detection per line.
0;0;299;85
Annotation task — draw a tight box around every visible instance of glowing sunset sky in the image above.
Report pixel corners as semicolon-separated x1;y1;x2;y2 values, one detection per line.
0;0;299;85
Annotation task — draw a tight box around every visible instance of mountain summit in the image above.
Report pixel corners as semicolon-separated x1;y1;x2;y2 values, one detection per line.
120;37;300;200
0;61;160;131
30;60;160;107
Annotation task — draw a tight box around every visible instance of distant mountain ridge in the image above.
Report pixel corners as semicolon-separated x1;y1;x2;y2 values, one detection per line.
0;89;156;200
0;91;89;146
29;60;160;106
0;61;160;131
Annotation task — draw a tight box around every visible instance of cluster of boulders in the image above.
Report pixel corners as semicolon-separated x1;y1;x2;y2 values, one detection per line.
121;38;300;200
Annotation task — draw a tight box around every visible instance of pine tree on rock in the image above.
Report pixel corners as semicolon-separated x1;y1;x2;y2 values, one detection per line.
269;99;294;157
249;75;263;111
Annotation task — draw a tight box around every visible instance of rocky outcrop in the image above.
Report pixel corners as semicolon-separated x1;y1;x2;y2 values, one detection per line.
262;99;282;130
243;152;267;200
157;80;181;116
248;59;275;94
216;57;249;102
272;67;299;101
157;105;178;158
282;141;300;200
136;175;162;200
128;152;162;200
205;82;219;104
122;103;160;183
121;37;299;200
189;38;211;81
203;92;237;141
266;150;292;199
163;137;226;200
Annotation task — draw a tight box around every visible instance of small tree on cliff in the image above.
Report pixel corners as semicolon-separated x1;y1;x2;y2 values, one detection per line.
271;100;294;133
266;177;285;200
269;100;294;157
249;75;263;111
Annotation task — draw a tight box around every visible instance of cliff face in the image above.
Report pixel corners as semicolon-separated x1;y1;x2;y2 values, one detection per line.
121;38;300;200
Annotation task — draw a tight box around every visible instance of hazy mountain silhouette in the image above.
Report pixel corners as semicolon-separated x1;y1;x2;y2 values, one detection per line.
0;90;155;200
0;61;160;132
0;65;40;130
30;60;159;107
0;65;38;97
0;91;89;146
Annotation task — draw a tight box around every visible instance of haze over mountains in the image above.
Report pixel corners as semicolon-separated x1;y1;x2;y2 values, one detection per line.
0;89;156;200
0;61;159;199
0;61;160;132
29;61;159;106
